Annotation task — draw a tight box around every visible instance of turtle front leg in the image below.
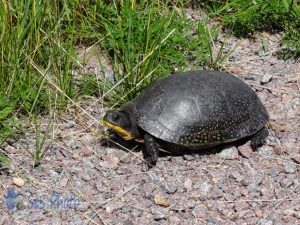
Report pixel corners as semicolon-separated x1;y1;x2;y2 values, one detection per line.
250;127;269;150
142;134;159;170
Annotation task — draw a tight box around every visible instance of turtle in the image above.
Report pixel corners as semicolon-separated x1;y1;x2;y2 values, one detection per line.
102;70;269;169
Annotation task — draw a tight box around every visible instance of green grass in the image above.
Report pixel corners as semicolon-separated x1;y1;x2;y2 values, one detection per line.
201;0;300;58
95;2;194;105
0;94;18;167
32;115;53;167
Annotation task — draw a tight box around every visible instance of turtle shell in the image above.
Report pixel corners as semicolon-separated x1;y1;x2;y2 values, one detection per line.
122;70;269;147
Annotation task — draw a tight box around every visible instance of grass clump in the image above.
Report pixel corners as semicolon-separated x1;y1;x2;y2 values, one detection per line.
202;0;300;58
0;1;79;113
0;95;18;145
0;94;18;167
95;2;193;105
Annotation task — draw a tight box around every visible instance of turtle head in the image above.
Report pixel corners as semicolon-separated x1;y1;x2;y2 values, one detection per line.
102;110;136;140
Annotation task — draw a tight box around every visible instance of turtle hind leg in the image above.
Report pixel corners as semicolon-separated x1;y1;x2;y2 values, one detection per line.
250;127;269;150
142;134;159;171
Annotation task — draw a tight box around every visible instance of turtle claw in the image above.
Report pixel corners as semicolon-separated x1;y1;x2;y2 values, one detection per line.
141;158;154;171
250;127;269;150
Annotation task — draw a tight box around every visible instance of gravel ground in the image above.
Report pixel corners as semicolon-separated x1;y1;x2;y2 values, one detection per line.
1;11;300;225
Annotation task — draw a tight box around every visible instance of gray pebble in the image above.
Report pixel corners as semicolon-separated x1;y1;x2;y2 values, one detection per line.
206;216;218;223
153;211;167;220
184;178;193;190
164;183;177;194
228;55;238;62
123;220;134;225
74;178;85;188
294;211;300;219
238;143;253;159
235;201;249;211
192;205;207;218
283;161;297;174
80;133;94;144
209;187;223;199
260;74;273;84
280;178;294;188
64;121;76;128
264;220;273;225
283;209;295;216
106;202;123;213
171;156;184;163
183;154;195;160
168;215;182;224
12;210;28;220
14;195;26;210
218;146;239;159
236;209;253;219
199;182;212;194
185;199;196;209
258;146;273;156
230;170;244;182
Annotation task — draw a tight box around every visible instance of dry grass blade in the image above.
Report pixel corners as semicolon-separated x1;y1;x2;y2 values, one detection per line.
246;81;300;96
219;195;299;203
257;153;300;167
256;183;300;225
86;184;139;225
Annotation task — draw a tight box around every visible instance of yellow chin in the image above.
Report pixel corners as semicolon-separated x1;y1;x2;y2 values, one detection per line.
101;120;134;141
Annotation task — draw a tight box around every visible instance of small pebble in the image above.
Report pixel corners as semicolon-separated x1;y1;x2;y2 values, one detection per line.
255;209;263;217
15;195;26;210
13;177;25;187
199;182;212;194
64;121;76;128
235;201;249;211
264;220;273;225
79;147;93;156
260;74;273;84
184;178;193;190
153;211;167;220
183;154;195;160
192;205;207;218
294;211;300;219
283;209;295;216
206;216;218;223
258;146;273;156
123;220;134;225
164;183;177;194
4;145;16;154
238;143;253;158
230;170;244;182
154;195;170;207
283;161;297;174
280;178;293;188
218;146;239;159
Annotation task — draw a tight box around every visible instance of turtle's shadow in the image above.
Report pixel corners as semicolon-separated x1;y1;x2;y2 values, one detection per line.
100;133;253;158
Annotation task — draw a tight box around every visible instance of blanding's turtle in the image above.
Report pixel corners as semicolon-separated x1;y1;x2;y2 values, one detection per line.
102;70;269;168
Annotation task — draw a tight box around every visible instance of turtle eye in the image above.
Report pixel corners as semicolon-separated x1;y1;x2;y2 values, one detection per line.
111;113;120;122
